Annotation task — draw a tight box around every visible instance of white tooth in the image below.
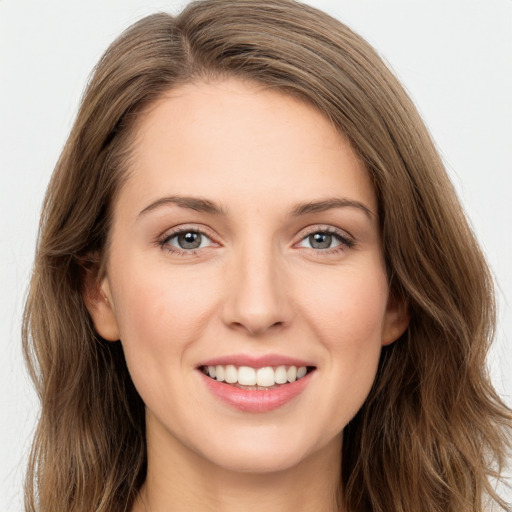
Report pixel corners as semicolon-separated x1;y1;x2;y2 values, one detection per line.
275;365;288;384
238;366;256;385
287;366;297;382
297;366;307;379
208;366;216;378
225;365;238;384
215;365;225;382
256;367;275;387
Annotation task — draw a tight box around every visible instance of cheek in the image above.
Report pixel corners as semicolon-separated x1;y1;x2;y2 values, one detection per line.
299;262;389;348
296;261;388;422
109;262;221;392
113;263;215;342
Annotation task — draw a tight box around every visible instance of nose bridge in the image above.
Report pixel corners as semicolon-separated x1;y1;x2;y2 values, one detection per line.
223;235;290;336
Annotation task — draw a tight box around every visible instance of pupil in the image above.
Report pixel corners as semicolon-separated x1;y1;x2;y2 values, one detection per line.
178;232;202;249
310;232;332;249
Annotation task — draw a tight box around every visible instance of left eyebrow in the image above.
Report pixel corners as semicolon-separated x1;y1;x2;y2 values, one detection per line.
288;198;375;218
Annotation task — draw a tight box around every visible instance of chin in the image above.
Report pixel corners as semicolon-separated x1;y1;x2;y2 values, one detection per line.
193;426;333;475
205;446;309;474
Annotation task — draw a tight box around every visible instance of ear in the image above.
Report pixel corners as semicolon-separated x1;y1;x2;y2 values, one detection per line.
82;266;120;342
381;292;409;346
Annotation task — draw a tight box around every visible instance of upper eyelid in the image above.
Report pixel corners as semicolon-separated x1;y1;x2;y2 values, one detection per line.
164;230;213;245
159;224;217;242
296;224;354;241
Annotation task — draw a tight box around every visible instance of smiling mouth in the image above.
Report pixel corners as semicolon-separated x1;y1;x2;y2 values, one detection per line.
200;364;316;390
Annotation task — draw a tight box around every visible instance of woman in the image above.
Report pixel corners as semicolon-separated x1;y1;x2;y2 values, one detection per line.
22;0;511;511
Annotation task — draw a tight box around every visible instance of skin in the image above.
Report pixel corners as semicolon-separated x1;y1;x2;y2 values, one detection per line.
86;79;409;512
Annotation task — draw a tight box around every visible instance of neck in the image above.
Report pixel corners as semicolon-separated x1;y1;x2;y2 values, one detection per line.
133;417;343;512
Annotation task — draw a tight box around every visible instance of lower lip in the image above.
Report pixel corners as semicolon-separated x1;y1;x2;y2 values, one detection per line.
200;371;313;413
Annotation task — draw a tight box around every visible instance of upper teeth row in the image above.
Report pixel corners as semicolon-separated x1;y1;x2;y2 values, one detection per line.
207;365;308;387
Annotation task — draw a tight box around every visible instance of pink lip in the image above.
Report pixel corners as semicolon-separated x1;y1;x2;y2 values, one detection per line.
199;369;314;413
198;353;314;369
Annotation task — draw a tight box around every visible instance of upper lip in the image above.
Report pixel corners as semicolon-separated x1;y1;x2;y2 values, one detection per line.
197;354;316;369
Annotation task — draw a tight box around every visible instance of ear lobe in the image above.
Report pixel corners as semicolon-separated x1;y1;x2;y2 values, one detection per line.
381;293;409;346
82;268;120;342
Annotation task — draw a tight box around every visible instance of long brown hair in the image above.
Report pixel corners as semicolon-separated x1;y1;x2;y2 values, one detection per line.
23;1;511;510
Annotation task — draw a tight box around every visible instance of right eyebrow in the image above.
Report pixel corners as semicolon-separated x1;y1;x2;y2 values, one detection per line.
138;195;228;218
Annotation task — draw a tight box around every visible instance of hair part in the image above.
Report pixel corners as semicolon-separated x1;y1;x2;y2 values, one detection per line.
23;1;511;511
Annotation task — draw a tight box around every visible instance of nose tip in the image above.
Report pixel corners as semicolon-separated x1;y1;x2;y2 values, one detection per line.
221;253;291;337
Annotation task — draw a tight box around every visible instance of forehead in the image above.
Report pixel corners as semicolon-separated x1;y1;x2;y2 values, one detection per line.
118;78;376;218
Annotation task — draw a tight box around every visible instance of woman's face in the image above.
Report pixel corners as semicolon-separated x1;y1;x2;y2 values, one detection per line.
88;79;408;474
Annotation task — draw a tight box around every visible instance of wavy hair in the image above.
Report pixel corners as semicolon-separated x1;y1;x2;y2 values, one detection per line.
23;1;511;510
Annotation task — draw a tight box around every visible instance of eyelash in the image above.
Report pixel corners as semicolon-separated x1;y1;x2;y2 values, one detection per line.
157;226;355;257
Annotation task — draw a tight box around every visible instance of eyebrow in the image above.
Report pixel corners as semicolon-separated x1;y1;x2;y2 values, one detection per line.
138;195;228;217
138;195;374;219
288;198;374;218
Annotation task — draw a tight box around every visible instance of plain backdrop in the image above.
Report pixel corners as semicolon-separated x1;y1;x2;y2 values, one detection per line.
1;0;511;510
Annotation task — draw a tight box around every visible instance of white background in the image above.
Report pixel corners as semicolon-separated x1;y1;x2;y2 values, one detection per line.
1;0;511;510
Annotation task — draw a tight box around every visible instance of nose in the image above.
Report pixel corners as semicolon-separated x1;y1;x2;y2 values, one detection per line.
221;243;292;337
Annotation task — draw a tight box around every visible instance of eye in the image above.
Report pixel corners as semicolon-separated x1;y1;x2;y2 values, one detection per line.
297;229;354;252
302;232;339;250
162;229;213;252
